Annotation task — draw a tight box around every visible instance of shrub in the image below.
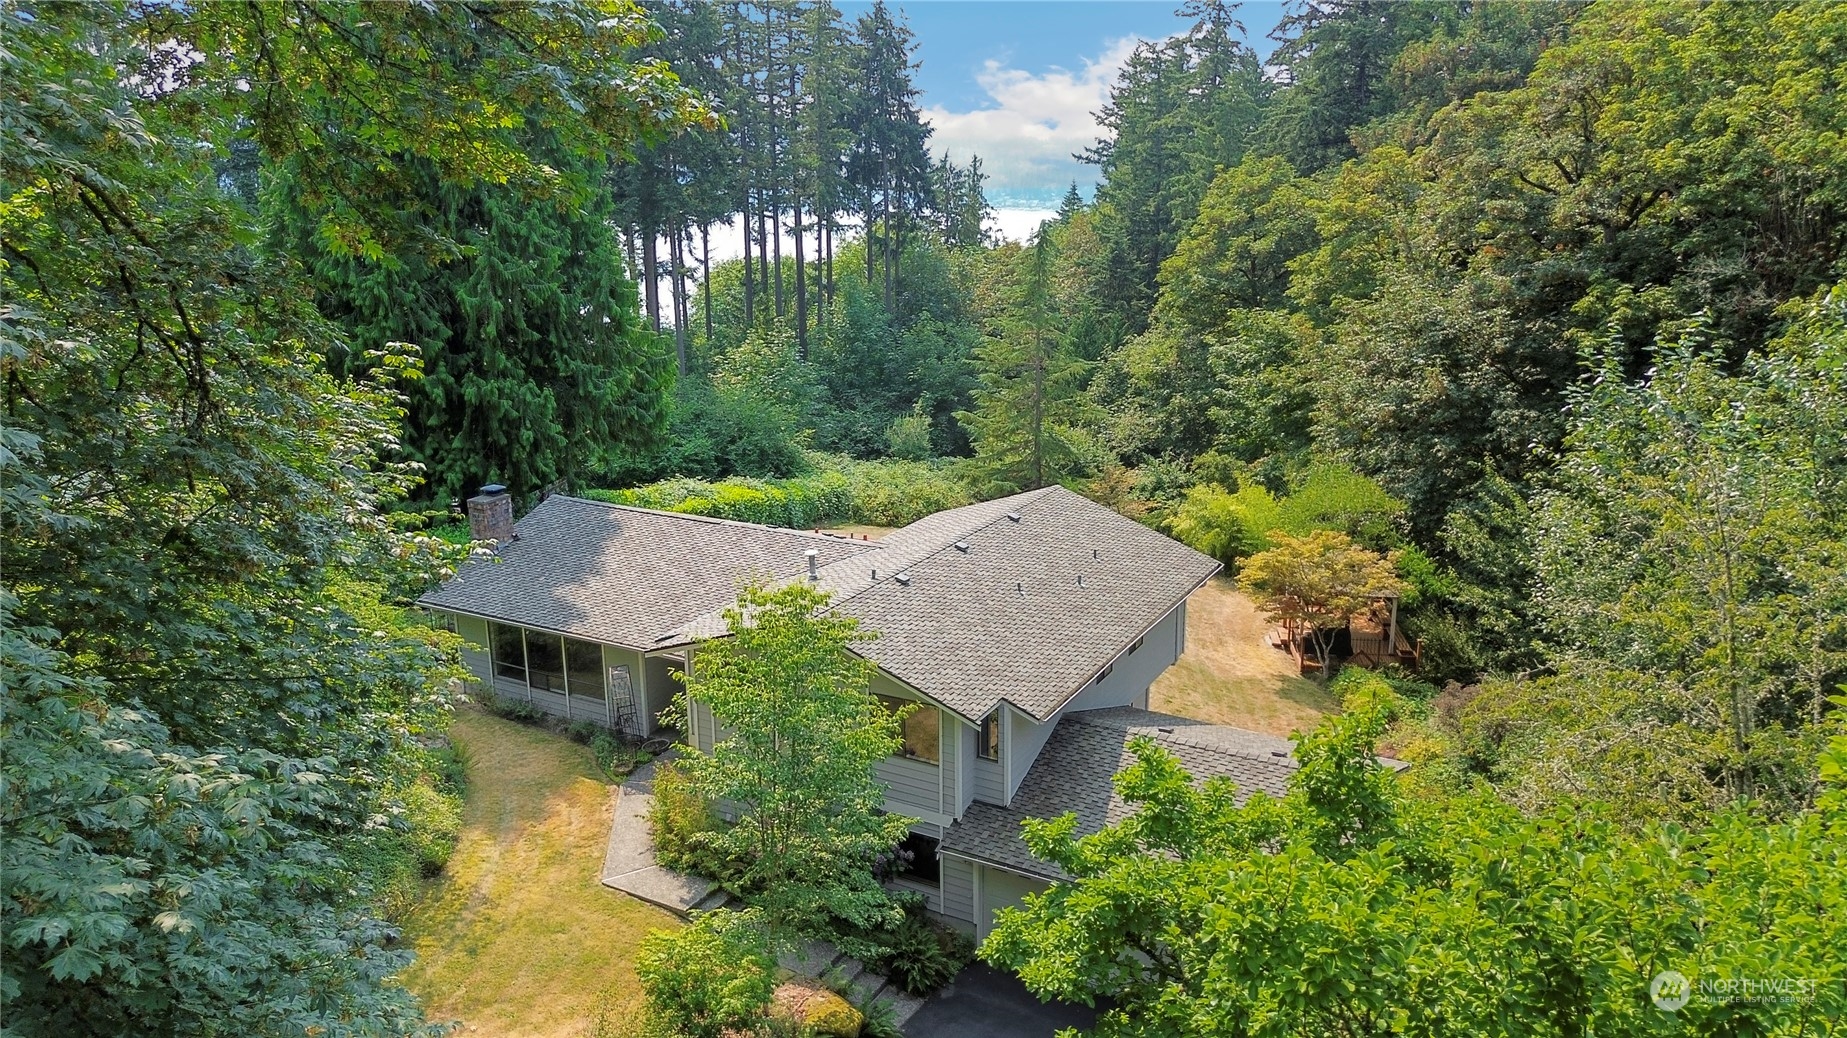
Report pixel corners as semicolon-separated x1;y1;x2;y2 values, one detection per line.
588;454;975;531
1167;483;1280;566
479;690;542;723
399;778;463;876
1277;463;1406;548
649;759;725;873
636;910;777;1038
885;402;935;461
836;894;975;996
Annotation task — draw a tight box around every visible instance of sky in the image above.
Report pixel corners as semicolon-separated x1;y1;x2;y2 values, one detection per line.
840;0;1287;224
693;2;1288;265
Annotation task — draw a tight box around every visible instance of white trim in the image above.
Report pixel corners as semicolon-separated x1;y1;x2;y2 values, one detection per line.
426;604;652;654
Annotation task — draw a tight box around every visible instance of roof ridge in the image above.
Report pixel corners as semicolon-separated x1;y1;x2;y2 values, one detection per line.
555;494;884;544
811;486;1062;615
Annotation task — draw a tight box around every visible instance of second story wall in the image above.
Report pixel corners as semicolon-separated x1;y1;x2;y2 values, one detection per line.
682;656;967;829
1004;599;1188;801
870;672;962;828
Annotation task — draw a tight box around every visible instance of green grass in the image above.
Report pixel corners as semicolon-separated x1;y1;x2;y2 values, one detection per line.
399;709;678;1038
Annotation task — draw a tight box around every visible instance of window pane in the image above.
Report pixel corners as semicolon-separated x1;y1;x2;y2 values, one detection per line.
979;711;1000;761
876;695;940;764
490;622;526;681
565;638;604;700
526;632;566;694
897;832;940;885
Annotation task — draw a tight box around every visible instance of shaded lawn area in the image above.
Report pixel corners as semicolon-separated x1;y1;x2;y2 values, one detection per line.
399;709;678;1038
820;523;897;540
1150;575;1339;738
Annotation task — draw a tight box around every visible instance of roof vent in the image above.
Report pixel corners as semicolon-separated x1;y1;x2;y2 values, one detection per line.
954;541;970;553
1092;548;1100;559
804;548;819;582
871;567;878;580
895;572;912;586
1270;750;1288;758
1007;512;1022;523
1015;581;1024;595
1157;726;1175;734
1077;574;1084;586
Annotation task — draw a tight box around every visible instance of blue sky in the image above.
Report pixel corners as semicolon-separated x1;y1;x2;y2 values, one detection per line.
838;1;1286;207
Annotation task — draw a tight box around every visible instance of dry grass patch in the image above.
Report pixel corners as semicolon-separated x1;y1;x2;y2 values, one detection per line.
399;709;677;1038
819;524;896;540
1151;576;1339;737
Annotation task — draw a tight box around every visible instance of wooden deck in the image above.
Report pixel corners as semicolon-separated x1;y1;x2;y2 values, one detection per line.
1267;614;1420;675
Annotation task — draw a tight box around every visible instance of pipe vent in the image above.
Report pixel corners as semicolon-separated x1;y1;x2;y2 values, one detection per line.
804;548;819;581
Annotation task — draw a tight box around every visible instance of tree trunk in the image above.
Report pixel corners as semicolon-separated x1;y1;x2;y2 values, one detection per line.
701;221;714;344
642;229;661;332
742;188;756;324
757;208;770;305
793;202;807;358
671;224;688;375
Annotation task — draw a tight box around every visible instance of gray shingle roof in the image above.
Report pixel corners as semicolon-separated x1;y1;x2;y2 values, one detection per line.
423;487;1220;722
938;707;1302;881
828;487;1220;722
668;486;1221;721
417;496;877;649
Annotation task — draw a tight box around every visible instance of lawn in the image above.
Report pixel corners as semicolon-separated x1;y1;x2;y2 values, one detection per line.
399;709;677;1038
1150;575;1339;737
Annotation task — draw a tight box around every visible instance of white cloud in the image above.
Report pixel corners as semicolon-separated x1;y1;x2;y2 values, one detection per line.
922;35;1149;195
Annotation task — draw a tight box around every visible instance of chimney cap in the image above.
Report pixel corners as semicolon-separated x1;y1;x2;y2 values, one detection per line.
478;483;508;497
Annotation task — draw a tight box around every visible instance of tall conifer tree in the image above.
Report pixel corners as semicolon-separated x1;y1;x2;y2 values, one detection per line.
278;148;673;502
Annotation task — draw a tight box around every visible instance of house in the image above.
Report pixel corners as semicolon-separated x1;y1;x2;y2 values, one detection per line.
421;484;1311;938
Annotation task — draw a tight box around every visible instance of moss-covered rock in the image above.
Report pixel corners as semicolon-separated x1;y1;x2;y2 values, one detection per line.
773;981;863;1038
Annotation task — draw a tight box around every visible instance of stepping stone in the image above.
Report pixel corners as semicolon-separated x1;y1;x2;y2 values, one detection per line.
776;938;839;974
848;969;889;1006
880;989;926;1028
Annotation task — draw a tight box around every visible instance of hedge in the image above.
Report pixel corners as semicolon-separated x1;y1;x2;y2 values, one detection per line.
585;455;975;530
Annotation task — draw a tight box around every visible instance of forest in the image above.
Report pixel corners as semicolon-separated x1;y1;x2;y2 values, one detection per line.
3;1;1844;1036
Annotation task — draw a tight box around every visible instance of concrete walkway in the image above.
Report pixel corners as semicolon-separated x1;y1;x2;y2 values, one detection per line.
597;751;926;1029
599;752;723;914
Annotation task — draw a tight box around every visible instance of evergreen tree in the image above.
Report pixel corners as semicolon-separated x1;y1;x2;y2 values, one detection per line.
845;1;933;308
958;231;1097;491
278;147;674;503
1056;180;1086;222
1081;0;1265;342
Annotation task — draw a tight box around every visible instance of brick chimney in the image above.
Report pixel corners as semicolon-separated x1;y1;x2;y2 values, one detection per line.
466;484;514;545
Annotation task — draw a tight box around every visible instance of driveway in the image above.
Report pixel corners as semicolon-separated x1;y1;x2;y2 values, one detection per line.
903;963;1100;1038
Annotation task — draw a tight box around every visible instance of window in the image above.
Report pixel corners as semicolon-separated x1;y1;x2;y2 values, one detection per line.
526;632;567;693
564;638;604;700
1094;662;1114;685
978;710;1000;762
877;694;940;764
1127;636;1144;656
896;831;940;885
490;621;526;681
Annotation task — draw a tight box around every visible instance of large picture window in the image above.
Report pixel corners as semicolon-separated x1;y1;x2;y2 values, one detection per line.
564;638;605;700
526;632;567;694
490;621;526;681
877;694;940;764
